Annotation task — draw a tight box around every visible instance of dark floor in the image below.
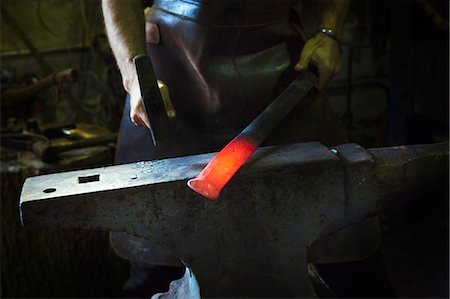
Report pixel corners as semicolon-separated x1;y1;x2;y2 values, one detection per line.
380;188;449;298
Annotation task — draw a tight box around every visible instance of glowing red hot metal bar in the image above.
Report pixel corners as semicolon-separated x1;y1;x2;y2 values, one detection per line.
188;71;318;200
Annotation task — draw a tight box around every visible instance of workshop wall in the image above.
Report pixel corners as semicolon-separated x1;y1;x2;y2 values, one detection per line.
1;0;125;130
1;0;97;53
1;1;128;298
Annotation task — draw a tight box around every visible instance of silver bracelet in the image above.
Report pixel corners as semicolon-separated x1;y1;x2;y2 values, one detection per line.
318;28;339;43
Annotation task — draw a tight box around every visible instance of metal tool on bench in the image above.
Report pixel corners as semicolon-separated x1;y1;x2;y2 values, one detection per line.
19;141;448;297
0;68;78;107
188;70;318;200
30;133;118;162
133;55;174;146
1;126;117;163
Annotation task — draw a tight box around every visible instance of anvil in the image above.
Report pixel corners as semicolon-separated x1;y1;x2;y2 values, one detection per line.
19;142;448;297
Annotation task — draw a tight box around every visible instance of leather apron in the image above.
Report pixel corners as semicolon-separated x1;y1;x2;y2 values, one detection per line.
111;0;379;266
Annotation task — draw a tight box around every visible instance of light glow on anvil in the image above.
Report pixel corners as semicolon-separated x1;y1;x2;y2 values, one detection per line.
187;137;257;200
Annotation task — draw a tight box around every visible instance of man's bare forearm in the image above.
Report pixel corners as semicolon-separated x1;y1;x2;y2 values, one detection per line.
102;0;146;92
319;0;350;38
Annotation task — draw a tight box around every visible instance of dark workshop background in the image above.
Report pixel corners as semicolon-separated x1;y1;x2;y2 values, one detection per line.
0;0;448;298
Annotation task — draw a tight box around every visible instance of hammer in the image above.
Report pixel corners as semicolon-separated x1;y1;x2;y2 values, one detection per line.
133;55;174;146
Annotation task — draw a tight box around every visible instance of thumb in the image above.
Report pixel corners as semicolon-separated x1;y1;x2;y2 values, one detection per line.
295;47;313;72
136;98;151;130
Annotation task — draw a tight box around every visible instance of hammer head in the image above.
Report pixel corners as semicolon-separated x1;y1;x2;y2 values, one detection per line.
134;55;173;146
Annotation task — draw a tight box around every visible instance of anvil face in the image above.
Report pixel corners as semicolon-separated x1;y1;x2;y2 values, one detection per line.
19;142;448;297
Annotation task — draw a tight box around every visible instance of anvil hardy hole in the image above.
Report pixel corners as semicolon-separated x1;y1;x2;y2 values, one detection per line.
43;188;56;193
78;174;100;184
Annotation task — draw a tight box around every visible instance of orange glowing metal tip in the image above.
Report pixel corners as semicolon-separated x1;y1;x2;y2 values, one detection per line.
187;137;257;200
187;71;318;200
